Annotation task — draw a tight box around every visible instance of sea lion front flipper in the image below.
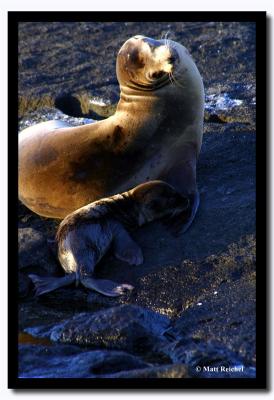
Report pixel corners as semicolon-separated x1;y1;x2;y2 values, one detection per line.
80;277;134;297
177;191;200;234
163;192;200;236
28;273;76;297
111;221;143;265
114;242;144;266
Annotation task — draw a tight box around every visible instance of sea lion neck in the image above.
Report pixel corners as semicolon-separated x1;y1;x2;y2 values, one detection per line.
117;86;165;116
119;84;162;101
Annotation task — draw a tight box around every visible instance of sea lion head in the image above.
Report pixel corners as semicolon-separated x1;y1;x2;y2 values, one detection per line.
116;35;182;91
130;180;189;225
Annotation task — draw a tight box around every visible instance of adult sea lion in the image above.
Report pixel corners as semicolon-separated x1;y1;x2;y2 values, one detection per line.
19;35;204;231
29;181;189;297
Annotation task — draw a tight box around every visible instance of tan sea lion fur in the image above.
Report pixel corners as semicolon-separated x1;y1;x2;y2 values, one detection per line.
29;180;189;297
19;35;204;230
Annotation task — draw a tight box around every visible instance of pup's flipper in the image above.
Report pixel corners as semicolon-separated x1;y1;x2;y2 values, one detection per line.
28;273;76;296
110;220;144;266
81;277;134;297
114;241;143;266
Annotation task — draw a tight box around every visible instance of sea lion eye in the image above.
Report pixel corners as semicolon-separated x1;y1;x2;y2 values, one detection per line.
151;70;165;79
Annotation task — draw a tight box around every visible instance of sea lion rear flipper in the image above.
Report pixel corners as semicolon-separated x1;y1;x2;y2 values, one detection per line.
80;277;134;297
28;273;76;296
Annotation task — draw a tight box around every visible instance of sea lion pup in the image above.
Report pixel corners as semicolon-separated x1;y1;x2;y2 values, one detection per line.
29;181;189;297
19;35;204;232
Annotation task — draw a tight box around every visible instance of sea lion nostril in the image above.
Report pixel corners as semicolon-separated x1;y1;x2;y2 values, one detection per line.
151;71;165;79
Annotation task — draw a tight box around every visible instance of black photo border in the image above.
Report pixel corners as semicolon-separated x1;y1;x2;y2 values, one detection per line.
8;11;267;390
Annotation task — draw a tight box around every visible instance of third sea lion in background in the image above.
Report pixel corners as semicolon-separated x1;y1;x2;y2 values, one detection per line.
19;35;204;232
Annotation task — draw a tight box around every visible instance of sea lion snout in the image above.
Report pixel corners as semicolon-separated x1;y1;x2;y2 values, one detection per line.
117;36;175;87
142;37;178;65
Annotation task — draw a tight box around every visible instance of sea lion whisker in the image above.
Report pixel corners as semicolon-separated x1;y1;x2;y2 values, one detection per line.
170;71;186;89
170;71;177;86
164;31;171;47
160;30;170;42
165;39;173;60
168;72;176;86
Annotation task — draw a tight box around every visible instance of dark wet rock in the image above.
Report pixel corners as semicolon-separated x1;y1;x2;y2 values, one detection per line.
88;350;149;375
102;364;189;378
18;227;59;275
18;290;90;331
18;272;31;298
19;301;70;332
25;305;170;354
55;94;85;118
19;344;149;378
86;290;121;308
34;286;89;311
164;338;256;378
54;93;117;119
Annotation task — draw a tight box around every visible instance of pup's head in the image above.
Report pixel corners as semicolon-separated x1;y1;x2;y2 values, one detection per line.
130;180;189;226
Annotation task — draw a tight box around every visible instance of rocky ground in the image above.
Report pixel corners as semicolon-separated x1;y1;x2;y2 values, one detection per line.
18;21;256;379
